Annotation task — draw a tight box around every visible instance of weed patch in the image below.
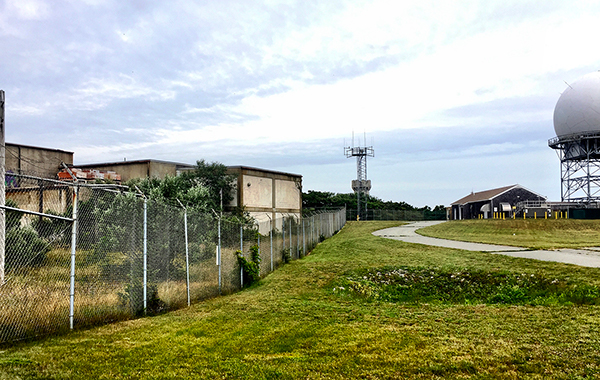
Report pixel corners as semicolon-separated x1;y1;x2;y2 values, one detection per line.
236;245;261;286
337;266;600;305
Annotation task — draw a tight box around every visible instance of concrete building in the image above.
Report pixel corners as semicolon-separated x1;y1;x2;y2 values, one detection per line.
4;143;73;225
227;166;302;225
74;161;303;225
74;159;195;182
6;143;73;178
451;184;546;220
4;146;303;227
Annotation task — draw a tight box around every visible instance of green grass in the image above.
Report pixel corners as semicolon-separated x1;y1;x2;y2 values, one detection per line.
1;221;600;379
418;219;600;249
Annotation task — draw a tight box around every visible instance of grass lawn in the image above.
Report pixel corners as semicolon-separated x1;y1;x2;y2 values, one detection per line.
1;221;600;379
418;219;600;250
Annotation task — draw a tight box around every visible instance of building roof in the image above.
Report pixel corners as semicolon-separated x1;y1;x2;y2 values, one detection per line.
7;142;73;155
75;159;195;169
227;165;302;178
451;185;519;205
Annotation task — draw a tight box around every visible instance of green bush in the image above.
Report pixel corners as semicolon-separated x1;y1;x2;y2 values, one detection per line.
236;245;261;286
31;210;71;246
6;228;50;270
5;199;22;231
118;281;166;316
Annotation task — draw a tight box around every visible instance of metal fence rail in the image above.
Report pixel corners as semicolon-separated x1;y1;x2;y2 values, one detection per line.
347;208;446;221
0;174;346;344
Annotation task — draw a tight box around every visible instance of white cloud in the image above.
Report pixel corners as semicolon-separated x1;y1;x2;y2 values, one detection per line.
6;0;600;206
5;0;49;20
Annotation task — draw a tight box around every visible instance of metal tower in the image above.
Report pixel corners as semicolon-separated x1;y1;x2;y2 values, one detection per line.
549;133;600;204
345;133;374;220
550;72;600;206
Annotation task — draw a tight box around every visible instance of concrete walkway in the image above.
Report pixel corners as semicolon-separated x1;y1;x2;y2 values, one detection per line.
373;221;600;268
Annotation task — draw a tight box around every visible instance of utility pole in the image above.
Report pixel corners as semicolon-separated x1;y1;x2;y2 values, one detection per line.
0;90;5;284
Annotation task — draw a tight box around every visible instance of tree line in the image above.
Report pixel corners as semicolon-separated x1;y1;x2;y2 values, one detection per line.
302;190;445;214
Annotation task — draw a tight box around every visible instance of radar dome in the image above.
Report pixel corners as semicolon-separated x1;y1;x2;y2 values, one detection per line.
554;71;600;138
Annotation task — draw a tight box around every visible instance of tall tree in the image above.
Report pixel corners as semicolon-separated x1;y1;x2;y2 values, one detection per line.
181;160;238;212
128;160;238;213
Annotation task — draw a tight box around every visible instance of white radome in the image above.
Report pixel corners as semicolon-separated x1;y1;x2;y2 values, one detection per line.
554;71;600;138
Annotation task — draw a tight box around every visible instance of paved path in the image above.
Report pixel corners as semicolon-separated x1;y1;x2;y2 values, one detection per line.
373;221;600;268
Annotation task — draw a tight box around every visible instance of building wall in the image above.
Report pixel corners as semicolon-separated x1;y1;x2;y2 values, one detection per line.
453;187;546;220
275;179;300;210
228;166;302;226
75;160;195;182
6;143;73;179
242;175;272;209
6;186;71;227
491;188;545;214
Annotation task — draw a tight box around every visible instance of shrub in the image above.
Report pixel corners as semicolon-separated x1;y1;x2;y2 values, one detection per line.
119;281;166;316
6;228;50;270
236;245;261;286
5;199;22;231
31;210;71;246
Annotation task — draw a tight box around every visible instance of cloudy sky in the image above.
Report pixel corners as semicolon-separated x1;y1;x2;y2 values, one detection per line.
2;0;600;207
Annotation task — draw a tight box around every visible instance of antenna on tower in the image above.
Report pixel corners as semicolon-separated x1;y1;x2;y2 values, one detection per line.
345;132;374;221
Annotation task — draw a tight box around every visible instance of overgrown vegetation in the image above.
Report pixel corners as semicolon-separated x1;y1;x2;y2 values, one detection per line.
338;266;600;305
118;281;166;316
127;159;238;214
4;199;51;270
236;244;261;286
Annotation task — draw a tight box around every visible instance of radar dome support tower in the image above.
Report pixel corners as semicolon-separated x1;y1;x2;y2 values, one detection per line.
345;133;374;220
549;71;600;205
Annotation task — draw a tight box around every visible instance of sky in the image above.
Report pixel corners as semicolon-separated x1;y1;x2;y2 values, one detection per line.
2;0;600;207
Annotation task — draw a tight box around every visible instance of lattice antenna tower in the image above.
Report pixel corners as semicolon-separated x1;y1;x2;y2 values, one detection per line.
549;72;600;206
344;132;374;220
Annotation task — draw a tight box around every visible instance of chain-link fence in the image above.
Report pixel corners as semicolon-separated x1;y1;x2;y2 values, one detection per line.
347;208;446;221
0;173;346;344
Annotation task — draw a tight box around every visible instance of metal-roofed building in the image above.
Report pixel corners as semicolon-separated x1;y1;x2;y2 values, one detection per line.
74;159;196;182
451;184;546;220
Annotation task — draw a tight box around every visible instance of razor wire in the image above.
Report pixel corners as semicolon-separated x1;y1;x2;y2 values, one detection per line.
0;173;346;344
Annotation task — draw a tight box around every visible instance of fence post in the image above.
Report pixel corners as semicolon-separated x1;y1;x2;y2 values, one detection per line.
311;217;314;248
183;206;190;306
289;218;292;258
257;227;260;276
240;224;243;288
296;223;300;258
143;198;147;314
0;90;5;285
69;184;79;330
270;217;273;271
217;214;221;295
282;219;285;251
302;219;305;256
